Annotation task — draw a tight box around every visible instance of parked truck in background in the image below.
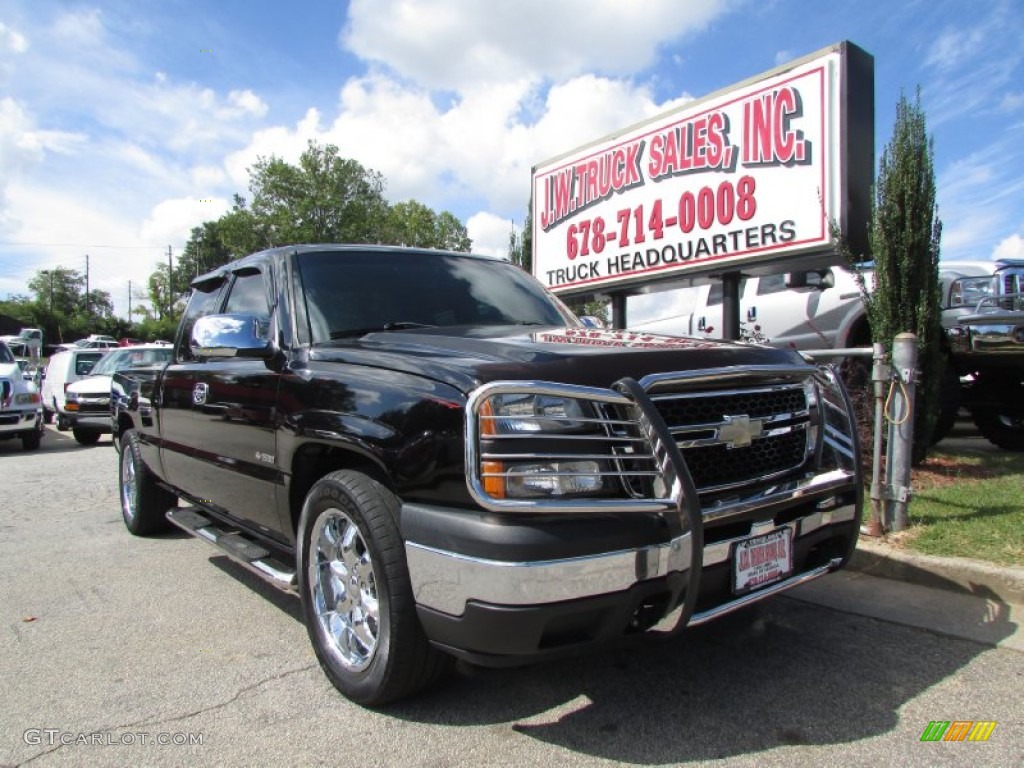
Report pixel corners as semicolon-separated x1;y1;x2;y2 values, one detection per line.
113;244;861;706
673;259;1024;449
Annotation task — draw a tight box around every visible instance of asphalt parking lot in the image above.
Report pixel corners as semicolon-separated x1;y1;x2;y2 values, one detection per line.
2;425;1022;767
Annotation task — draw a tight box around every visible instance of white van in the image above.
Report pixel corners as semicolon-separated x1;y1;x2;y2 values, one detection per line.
41;348;107;430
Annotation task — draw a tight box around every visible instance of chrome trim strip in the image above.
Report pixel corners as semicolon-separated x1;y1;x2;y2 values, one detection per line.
675;420;808;449
687;558;844;626
481;451;656;462
406;535;692;616
648;382;807;402
700;469;856;523
639;365;813;391
670;409;809;436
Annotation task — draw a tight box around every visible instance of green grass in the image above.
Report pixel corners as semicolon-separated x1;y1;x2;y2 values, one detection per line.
900;448;1024;566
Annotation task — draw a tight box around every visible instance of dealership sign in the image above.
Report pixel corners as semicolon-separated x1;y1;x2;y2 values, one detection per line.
532;42;873;296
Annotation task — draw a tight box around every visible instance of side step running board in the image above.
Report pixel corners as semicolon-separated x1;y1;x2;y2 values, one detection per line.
167;507;298;594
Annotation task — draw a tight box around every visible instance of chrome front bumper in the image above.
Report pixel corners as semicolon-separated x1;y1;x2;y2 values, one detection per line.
406;468;857;618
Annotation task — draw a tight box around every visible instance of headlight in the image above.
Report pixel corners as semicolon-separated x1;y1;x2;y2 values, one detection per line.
502;460;606;498
475;388;614;501
14;392;40;405
482;393;589;434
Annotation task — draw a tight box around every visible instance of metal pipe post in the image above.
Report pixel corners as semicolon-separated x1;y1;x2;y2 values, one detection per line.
885;333;917;532
867;343;887;536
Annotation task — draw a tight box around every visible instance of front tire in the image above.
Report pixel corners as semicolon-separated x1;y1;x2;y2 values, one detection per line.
21;423;42;451
73;427;101;446
298;470;452;706
119;429;175;535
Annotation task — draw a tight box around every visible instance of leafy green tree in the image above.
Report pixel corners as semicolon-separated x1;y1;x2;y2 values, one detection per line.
177;221;235;282
434;211;472;252
140;140;474;333
140;263;187;323
846;89;943;463
512;202;607;325
509;202;532;272
383;202;472;250
247;141;389;246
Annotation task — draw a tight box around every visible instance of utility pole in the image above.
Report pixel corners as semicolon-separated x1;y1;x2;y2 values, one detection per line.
85;253;90;317
128;280;132;322
167;245;173;318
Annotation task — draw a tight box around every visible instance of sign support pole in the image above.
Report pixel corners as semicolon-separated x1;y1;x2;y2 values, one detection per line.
722;273;742;341
611;293;627;330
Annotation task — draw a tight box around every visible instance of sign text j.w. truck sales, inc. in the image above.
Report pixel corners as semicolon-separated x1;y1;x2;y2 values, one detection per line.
531;42;873;297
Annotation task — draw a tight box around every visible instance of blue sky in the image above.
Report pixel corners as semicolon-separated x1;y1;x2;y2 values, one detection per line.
0;0;1021;320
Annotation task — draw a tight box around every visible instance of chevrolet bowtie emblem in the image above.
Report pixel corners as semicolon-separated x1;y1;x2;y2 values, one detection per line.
719;414;764;449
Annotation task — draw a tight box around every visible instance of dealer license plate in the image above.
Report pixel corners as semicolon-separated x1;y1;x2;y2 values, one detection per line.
732;528;793;595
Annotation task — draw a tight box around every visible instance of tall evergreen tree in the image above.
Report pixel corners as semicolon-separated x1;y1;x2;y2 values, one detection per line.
851;89;944;463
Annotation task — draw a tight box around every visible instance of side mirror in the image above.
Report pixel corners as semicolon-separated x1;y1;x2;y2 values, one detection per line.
191;313;274;359
579;315;605;329
784;272;808;289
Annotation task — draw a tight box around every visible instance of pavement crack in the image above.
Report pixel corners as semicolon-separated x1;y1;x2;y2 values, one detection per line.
136;663;319;728
15;664;316;766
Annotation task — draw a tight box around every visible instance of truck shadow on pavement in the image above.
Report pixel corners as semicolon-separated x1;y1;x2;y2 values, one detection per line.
388;582;1016;763
201;537;1016;763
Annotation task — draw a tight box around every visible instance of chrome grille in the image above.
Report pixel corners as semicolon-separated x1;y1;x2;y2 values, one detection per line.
649;383;812;494
77;398;110;415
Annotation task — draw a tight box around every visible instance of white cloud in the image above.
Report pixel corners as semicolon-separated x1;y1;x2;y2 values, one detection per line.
925;27;985;71
0;98;87;233
342;0;730;91
140;197;232;247
221;72;691;219
993;233;1024;259
466;211;516;258
0;180;160;310
226;89;269;118
0;22;28;53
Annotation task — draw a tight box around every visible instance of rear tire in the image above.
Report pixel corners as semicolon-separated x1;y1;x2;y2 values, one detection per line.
298;470;452;706
930;361;961;446
42;408;53;425
971;409;1024;451
119;429;175;535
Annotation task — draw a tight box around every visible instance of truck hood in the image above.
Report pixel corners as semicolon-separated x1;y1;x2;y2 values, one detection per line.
310;325;810;394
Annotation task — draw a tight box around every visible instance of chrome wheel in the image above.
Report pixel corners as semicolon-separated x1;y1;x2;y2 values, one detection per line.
120;445;137;524
309;508;380;671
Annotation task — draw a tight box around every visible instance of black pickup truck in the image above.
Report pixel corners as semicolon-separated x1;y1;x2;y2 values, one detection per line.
113;244;861;706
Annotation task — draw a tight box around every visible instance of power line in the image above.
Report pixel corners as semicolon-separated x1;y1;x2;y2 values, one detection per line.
0;241;170;249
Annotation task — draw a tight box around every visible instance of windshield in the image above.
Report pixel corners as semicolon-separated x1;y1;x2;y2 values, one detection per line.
295;249;578;343
0;341;13;364
88;347;173;376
